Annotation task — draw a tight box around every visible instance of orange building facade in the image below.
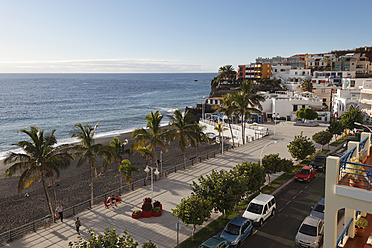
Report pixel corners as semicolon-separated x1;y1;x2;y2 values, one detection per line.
238;63;272;79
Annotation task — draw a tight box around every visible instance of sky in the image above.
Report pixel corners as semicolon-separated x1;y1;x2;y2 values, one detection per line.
0;0;371;73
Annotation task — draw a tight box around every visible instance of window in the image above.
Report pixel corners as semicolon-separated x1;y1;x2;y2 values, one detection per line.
350;80;355;87
302;105;305;109
357;65;363;68
321;89;325;93
264;205;268;213
293;105;298;111
323;98;326;102
295;72;298;75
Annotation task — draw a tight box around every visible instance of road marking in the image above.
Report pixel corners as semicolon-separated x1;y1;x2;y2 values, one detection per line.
278;172;324;213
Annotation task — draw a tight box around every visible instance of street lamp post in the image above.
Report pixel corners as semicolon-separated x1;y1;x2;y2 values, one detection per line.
354;122;372;132
260;140;279;166
144;166;160;199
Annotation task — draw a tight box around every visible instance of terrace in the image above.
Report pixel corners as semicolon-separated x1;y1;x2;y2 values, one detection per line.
330;134;372;247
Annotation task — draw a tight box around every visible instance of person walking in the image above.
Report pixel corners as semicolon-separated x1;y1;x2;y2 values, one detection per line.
75;217;82;235
55;204;64;222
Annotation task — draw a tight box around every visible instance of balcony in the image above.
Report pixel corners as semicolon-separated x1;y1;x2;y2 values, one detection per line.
334;135;372;247
338;137;372;191
338;213;372;247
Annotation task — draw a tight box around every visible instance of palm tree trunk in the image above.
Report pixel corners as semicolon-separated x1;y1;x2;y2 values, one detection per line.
195;144;199;159
154;149;158;170
229;121;235;148
192;225;196;241
51;175;57;208
120;175;123;193
241;113;245;145
41;171;54;222
183;152;186;169
90;163;94;207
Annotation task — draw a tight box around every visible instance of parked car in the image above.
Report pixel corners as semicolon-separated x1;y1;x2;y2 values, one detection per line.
242;194;276;226
295;216;324;248
295;166;316;182
198;236;230;248
310;198;325;220
309;154;327;172
220;216;253;247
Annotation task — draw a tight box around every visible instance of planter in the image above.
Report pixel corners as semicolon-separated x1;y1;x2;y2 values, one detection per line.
355;227;365;236
153;203;162;211
142;210;152;218
132;211;142;219
152;211;162;217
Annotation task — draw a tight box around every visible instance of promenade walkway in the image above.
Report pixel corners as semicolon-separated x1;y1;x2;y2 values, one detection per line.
3;122;329;248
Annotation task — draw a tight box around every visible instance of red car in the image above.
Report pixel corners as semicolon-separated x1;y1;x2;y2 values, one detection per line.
295;166;316;182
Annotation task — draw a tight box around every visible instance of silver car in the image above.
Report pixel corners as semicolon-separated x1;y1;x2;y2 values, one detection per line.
310;198;325;220
295;216;324;248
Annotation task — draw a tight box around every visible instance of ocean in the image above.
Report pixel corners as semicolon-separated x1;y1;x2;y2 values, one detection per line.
0;73;216;160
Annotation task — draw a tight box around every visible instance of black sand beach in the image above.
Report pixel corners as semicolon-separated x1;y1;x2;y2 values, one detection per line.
0;130;221;234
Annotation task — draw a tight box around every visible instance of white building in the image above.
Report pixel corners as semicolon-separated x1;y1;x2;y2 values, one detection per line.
332;78;372;118
260;91;328;122
312;71;356;86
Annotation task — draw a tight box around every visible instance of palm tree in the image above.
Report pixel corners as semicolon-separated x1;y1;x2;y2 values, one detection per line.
168;109;196;169
216;93;236;147
217;65;237;83
133;145;154;183
193;122;210;159
45;151;71;208
214;122;228;153
131;110;168;170
232;80;265;144
71;122;115;206
118;159;138;191
301;79;313;92
4;127;71;220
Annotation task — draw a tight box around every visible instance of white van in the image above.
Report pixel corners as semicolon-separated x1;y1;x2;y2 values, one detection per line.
242;194;276;226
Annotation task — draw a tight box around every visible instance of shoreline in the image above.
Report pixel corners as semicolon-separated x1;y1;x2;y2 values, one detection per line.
0;124;171;178
0;123;221;233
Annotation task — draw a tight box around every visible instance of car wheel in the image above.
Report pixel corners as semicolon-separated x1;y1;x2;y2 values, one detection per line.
271;208;276;216
259;219;263;227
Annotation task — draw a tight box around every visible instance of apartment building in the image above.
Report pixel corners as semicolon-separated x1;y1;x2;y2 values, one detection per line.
256;55;306;69
312;71;355;86
237;63;272;79
335;52;372;76
306;54;336;71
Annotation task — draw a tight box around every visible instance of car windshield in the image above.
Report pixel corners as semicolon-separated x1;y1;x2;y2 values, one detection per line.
224;223;240;235
247;203;263;214
299;169;310;175
299;224;317;236
314;157;325;162
314;204;324;213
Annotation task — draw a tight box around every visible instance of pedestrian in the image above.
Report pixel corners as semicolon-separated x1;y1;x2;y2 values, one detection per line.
55;204;64;222
75;217;82;235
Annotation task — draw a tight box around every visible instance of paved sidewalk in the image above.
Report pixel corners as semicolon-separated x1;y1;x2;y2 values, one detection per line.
3;122;328;248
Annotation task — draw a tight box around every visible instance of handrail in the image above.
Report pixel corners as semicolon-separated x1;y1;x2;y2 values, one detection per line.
359;137;368;151
337;218;353;248
0;145;229;245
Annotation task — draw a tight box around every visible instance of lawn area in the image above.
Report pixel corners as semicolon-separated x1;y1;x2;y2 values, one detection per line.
330;135;350;146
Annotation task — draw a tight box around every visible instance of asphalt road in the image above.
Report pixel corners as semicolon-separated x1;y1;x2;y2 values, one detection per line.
241;172;325;248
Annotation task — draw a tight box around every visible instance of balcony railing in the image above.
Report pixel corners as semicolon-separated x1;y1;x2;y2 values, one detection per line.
337;217;353;248
338;137;372;190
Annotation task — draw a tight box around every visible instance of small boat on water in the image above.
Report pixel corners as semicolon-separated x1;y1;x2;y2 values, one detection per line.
194;79;198;82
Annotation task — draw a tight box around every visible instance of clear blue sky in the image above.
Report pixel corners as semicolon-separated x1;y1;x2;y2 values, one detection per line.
0;0;371;73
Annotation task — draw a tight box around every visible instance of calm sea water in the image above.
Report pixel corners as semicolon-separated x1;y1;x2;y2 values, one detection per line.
0;73;215;159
